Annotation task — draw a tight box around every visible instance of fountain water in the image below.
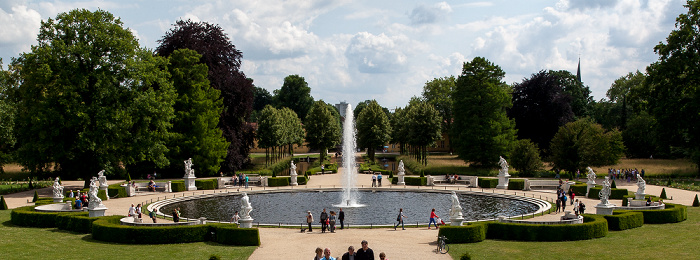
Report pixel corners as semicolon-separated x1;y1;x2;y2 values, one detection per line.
338;104;363;207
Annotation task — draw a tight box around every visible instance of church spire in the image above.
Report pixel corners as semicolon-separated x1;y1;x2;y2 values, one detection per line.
576;57;581;83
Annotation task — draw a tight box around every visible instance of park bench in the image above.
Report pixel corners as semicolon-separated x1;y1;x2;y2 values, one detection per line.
524;179;574;191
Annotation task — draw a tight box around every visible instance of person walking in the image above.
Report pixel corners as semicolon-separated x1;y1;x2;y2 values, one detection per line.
562;194;568;212
306;211;314;232
356;240;375;260
394;208;406;230
372;173;377;187
320;208;329;233
339;208;345;229
428;208;439;229
556;198;561;213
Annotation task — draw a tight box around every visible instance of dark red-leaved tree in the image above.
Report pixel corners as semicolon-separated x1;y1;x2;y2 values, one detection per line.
157;20;254;172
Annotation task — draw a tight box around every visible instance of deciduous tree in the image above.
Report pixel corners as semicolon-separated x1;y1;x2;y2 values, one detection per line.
356;100;392;162
274;75;314;121
550;119;625;173
422;76;455;153
305;100;341;163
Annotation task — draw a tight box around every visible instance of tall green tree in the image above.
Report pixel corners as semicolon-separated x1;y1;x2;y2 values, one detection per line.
389;107;409;155
452;57;516;166
550;119;625;173
356;100;392;162
422;76;455;153
510;139;543;177
405;98;442;165
354;99;391;120
256;105;282;165
595;71;647;130
250;86;273;122
646;0;700;170
0;59;17;173
12;9;176;183
305;100;341;163
274;75;314;121
550;70;594;119
166;49;228;176
279;107;305;156
157;19;254;173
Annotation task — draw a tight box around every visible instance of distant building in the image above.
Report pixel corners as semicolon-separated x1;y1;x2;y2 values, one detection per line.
335;101;349;118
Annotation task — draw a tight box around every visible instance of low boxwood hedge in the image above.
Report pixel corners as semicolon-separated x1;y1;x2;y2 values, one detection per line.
603;211;644;231
485;214;608;241
11;206;74;228
508;179;525;190
630;203;687;224
570;184;588;196
404;176;426;186
171;181;186;192
55;212;97;233
478;178;498;189
209;223;261;246
195;179;218;190
267;177;290;187
587;187;628;199
108;183;127;198
438;222;488;243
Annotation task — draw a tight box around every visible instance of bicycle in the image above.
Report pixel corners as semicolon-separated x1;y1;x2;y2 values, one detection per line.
437;235;449;254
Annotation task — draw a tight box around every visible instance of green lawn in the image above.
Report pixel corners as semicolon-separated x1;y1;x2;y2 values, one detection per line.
448;207;699;260
0;210;256;260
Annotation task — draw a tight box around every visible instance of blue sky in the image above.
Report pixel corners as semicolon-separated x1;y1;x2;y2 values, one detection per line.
0;0;687;109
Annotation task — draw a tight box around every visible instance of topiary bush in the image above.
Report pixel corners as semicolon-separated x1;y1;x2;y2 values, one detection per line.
478;178;498;188
621;194;661;206
438;222;488;243
210;223;261;246
11;206;64;228
631;203;687;224
570;184;588;196
603;211;644;231
611;179;617;188
0;195;7;210
486;214;608;241
55;212;97;233
33;190;39;202
660;188;668;199
507;179;525;190
97;189;108;201
693;194;699;207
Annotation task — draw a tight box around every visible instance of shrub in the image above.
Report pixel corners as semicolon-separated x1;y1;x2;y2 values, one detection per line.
485;214;608;241
55;212;97;233
195;179;218;190
611;179;617;188
404;176;426;186
209;255;221;260
108;183;127;198
693;195;699;207
603;211;644;231
267;177;290;187
478;178;498;188
171;181;186;192
97;189;108;201
11;206;62;228
508;179;525;190
1;195;7;210
438;222;488;243
587;187;628;199
570;184;588;196
660;188;667;199
33;190;39;202
510;139;543;177
210;223;261;246
631;203;687;224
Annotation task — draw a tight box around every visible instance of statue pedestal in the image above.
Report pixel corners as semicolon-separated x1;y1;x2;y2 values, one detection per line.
126;185;136;197
397;174;405;185
586;182;595;197
53;196;64;203
184;176;197;191
239;218;253;228
635;192;646;200
595;203;615;215
427;176;434;186
290;174;298;186
496;174;510;189
88;206;108;217
449;216;464;226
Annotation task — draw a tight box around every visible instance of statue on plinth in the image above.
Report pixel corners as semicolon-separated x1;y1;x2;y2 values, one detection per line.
397;160;406;185
290;161;298;186
449;191;463;218
599;176;612;205
240;193;253;219
635;173;646;199
398;160;405;174
97;170;108;188
184;158;195;177
52;177;64;198
498;156;509;176
88;177;104;210
586;167;596;184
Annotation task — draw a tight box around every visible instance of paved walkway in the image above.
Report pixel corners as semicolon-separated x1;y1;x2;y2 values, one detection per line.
3;169;699;259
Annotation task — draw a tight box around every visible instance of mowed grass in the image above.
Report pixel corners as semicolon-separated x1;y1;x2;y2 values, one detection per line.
0;210;256;260
590;158;697;177
448;207;700;260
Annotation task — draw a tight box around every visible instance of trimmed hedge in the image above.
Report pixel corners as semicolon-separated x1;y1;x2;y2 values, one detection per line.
485;214;608;241
195;179;218;190
11;206;68;228
171;181;186;192
108;183;127;198
267;177;290;187
587;187;628;199
478;178;498;188
98;189;108;201
91;216;260;245
603;211;644;231
438;222;488;243
570;184;588;196
55;212;98;233
404;176;426;186
508;179;525;190
630;203;687;224
0;195;7;210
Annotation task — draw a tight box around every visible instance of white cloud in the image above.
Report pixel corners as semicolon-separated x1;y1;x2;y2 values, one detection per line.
0;5;41;47
408;2;452;25
345;32;411;74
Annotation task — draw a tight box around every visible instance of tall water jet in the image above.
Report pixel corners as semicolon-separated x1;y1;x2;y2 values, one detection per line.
339;104;362;207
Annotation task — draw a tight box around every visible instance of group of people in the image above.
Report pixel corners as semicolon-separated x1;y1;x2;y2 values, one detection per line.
230;173;250;188
607;168;645;182
371;173;383;187
313;240;386;260
67;190;89;209
555;187;587;215
307;208;346;233
444;174;460;184
128;203;157;222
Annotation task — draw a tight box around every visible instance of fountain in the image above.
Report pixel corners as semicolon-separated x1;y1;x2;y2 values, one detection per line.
338;104;363;207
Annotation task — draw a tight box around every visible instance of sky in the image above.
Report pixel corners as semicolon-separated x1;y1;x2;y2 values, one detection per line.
0;0;688;109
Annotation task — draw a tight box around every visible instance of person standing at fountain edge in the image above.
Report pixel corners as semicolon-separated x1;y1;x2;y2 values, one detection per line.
428;208;439;229
320;209;329;233
377;173;382;187
339;208;345;229
306;211;314;232
371;174;376;187
356;240;375;260
394;208;406;230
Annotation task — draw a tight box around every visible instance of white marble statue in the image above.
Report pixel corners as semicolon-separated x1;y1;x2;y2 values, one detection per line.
97;170;107;187
498;156;509;175
88;177;103;210
636;174;646;195
449;191;463;218
586;167;596;184
290;161;297;175
398;160;405;174
599;176;612;205
184;158;195;177
240;193;253;219
52;177;64;198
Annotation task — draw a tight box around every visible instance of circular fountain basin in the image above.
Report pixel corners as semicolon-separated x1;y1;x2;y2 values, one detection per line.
155;189;543;225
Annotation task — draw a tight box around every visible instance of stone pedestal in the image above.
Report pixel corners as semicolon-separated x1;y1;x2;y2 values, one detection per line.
184;176;197;191
595;203;615;215
126;185;136;197
199;217;207;225
239;218;253;228
449;216;464;226
290;173;298;186
427;176;435;186
635;193;646;200
88;206;108;217
586;182;595;197
261;177;268;187
397;174;405;185
217;178;226;189
63;201;73;210
53;196;64;203
496;173;510;189
165;181;172;193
